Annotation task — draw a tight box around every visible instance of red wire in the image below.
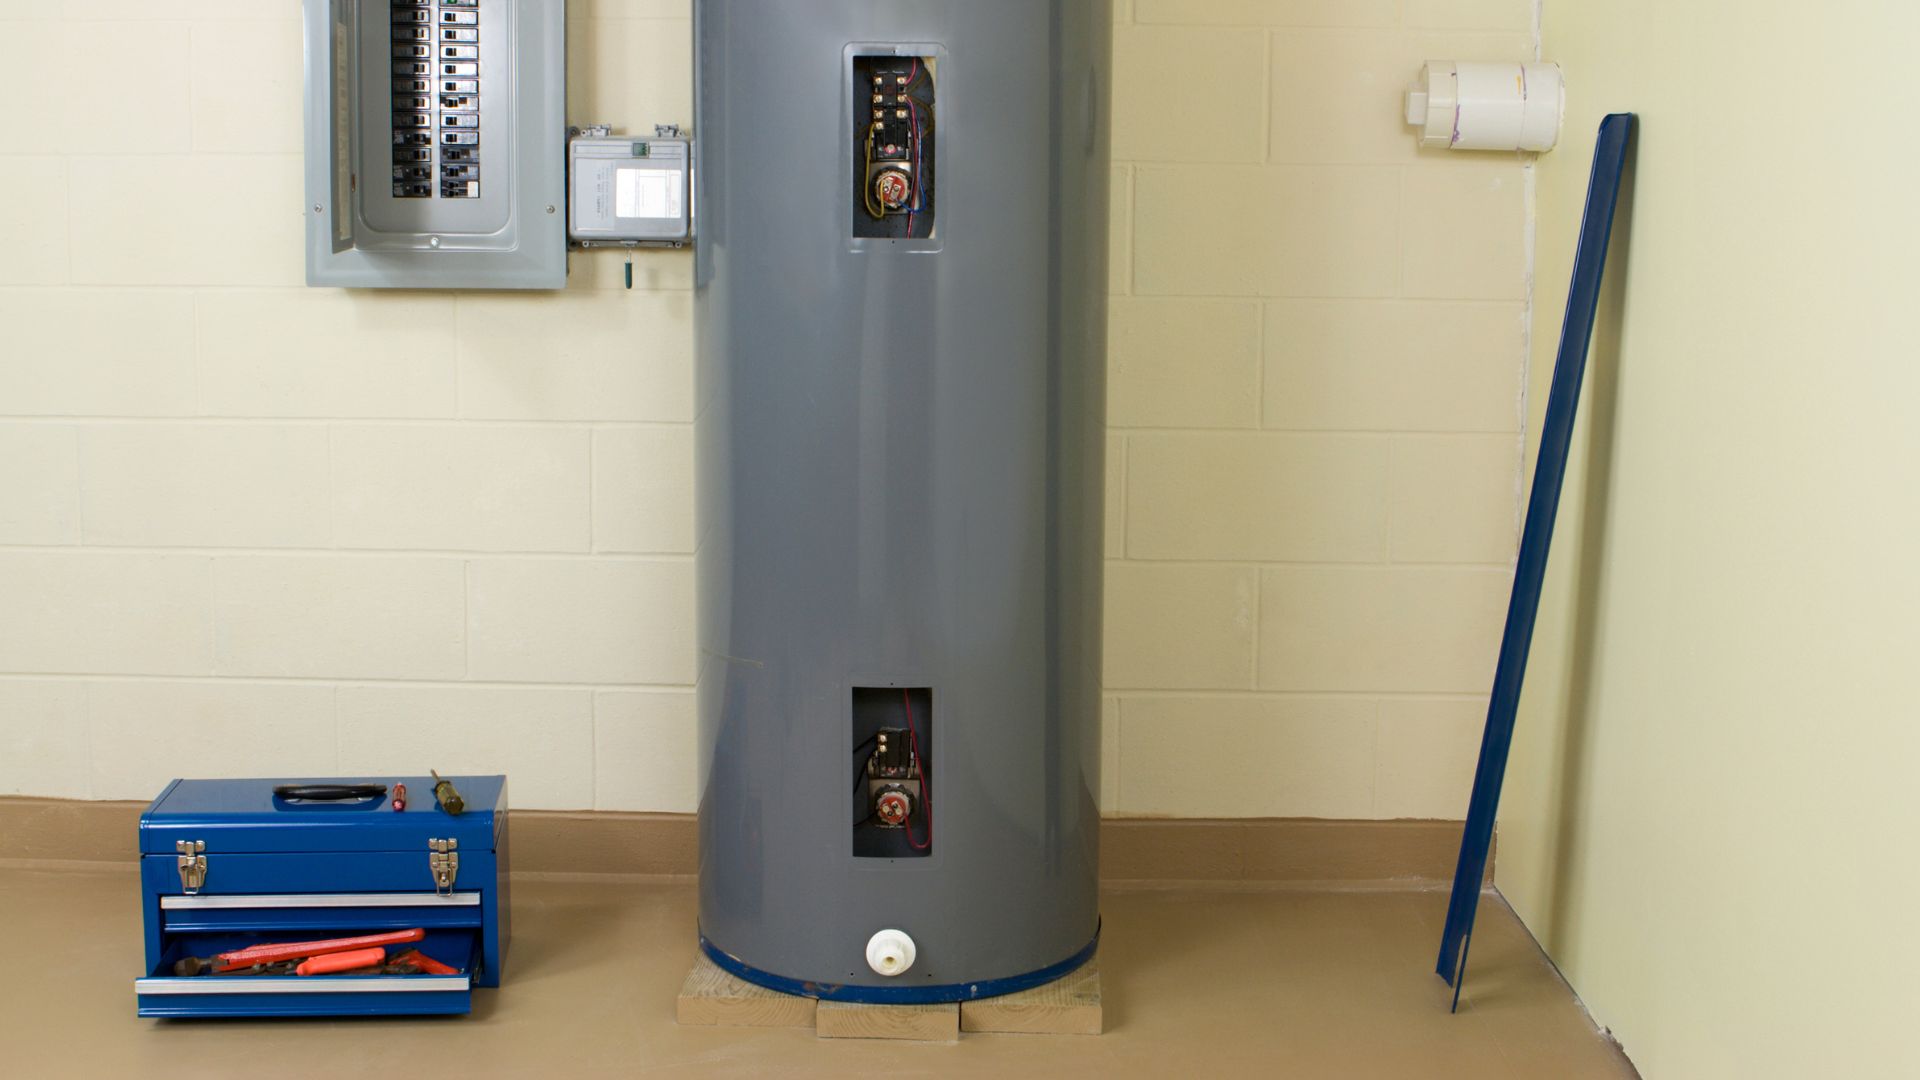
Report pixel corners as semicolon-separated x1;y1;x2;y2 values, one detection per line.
901;58;924;239
903;689;931;850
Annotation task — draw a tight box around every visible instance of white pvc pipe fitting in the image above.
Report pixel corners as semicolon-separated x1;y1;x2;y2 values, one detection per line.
1406;61;1565;152
865;929;917;977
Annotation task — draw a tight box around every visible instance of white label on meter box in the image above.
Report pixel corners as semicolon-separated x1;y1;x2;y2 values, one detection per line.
568;137;691;243
616;167;682;219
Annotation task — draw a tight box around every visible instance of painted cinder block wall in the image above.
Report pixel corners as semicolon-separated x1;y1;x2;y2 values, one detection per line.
0;0;1533;817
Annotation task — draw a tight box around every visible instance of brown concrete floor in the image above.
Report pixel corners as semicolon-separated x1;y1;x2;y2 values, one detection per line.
0;866;1635;1078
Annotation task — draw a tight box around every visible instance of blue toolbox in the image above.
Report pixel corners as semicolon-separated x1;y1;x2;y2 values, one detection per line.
134;776;508;1019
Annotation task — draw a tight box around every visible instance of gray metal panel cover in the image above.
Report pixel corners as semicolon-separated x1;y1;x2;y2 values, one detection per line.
694;0;1110;993
301;0;568;289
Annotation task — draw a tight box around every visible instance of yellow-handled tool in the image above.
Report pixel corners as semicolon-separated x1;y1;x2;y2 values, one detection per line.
430;770;465;816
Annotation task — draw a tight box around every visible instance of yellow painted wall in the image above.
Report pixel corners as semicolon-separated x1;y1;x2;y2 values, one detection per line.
0;0;1533;820
1498;2;1920;1076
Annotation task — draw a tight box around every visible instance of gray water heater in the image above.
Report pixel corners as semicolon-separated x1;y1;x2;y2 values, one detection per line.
693;0;1111;1001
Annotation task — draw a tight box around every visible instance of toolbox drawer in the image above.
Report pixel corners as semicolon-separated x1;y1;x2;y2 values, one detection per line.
159;892;484;934
136;926;480;1019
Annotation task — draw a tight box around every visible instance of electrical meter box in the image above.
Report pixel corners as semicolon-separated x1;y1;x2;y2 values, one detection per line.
302;0;568;289
568;129;692;248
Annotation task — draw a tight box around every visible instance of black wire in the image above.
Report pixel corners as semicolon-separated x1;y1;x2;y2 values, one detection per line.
851;736;877;824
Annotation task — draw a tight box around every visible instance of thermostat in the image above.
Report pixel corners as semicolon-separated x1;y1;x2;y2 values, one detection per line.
568;126;692;247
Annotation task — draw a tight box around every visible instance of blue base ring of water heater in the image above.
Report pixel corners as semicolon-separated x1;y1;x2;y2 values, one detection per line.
698;923;1101;1005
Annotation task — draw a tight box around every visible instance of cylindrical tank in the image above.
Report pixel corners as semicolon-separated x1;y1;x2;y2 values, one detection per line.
693;0;1111;1002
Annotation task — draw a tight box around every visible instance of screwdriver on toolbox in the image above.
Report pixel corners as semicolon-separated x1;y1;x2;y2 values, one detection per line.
430;770;465;815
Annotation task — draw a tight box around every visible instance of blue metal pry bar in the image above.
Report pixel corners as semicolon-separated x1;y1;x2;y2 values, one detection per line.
1436;113;1637;1009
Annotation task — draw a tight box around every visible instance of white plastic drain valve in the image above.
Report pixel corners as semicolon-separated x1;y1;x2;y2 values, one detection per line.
1406;61;1565;152
866;929;917;977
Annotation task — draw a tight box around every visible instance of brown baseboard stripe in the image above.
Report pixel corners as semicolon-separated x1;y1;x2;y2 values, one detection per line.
512;811;699;877
0;798;1481;885
0;798;140;865
1100;817;1483;886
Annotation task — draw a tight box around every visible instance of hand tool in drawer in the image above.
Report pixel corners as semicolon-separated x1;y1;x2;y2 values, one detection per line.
387;949;460;976
296;947;389;976
180;951;453;978
172;928;426;976
213;948;463;978
308;949;464;977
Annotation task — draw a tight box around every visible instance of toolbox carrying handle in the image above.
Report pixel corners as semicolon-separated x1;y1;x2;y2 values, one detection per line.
272;784;389;808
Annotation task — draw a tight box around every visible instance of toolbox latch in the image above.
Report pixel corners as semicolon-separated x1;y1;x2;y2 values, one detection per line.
428;838;459;897
175;840;208;895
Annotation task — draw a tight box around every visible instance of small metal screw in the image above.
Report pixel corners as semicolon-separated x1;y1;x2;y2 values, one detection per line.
546;205;556;214
314;205;323;213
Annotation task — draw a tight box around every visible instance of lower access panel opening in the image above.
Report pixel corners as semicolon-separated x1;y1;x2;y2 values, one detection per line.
852;687;933;858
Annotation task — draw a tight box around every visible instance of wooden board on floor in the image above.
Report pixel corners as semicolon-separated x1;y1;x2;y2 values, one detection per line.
816;999;959;1042
676;952;817;1029
674;951;1096;1040
960;956;1103;1035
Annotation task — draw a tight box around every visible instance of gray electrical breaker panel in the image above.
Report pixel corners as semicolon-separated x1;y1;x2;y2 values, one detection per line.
302;0;567;289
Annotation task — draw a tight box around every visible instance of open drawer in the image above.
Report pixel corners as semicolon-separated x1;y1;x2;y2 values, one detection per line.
136;921;480;1019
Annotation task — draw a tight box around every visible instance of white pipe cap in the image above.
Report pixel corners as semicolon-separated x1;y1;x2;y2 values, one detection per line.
1406;61;1565;152
865;929;917;977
